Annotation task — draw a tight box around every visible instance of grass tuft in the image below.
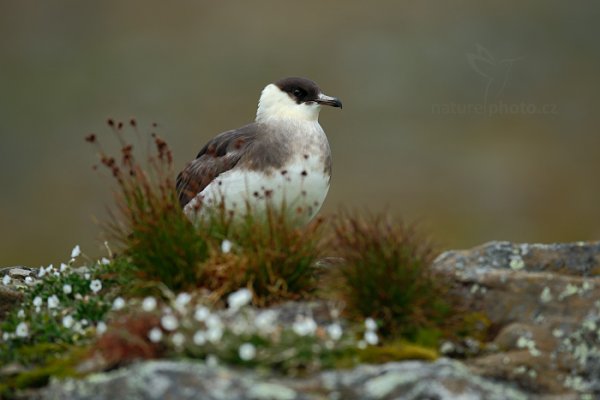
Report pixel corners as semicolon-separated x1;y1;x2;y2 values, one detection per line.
332;211;455;342
88;120;209;290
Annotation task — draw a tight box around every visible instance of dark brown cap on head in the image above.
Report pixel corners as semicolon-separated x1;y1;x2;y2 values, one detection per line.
274;77;342;108
275;77;321;104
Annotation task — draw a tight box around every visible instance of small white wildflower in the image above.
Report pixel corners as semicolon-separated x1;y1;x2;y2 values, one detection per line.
33;296;42;307
365;318;377;331
206;326;223;343
71;245;81;258
227;288;252;312
193;330;207;345
2;275;11;285
161;314;179;331
112;297;126;310
255;310;278;334
80;319;89;326
221;239;233;254
53;271;60;277
292;316;317;336
96;321;107;335
3;332;10;341
238;343;256;361
327;323;343;341
194;306;211;322
25;276;34;285
63;284;73;295
171;332;185;347
17;309;25;318
206;315;224;342
206;314;222;329
90;279;102;294
59;263;68;272
142;296;157;312
148;327;163;343
62;315;74;329
37;267;46;278
16;322;29;338
100;257;110;265
47;295;59;309
364;330;379;345
175;292;192;311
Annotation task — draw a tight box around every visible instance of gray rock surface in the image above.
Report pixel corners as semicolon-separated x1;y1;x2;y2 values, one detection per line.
433;240;600;397
40;358;527;400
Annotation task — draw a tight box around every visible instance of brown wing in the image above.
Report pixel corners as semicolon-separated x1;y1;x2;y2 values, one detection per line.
176;123;259;207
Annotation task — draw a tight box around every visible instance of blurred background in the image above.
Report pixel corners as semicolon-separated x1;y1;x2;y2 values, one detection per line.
1;1;599;266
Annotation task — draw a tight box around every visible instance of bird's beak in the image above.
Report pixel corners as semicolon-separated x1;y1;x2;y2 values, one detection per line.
316;93;343;109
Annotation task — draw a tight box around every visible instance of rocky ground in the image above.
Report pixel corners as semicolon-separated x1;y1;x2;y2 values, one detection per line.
2;240;600;399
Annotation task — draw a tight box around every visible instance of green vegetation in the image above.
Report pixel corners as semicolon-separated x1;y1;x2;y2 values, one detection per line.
0;122;475;397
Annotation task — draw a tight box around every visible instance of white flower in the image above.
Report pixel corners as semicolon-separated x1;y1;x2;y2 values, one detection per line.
175;292;191;311
193;331;207;345
142;296;157;312
100;257;110;265
365;318;377;331
47;295;60;309
90;279;102;294
293;316;317;336
16;322;29;338
255;310;278;334
59;263;68;272
194;306;210;322
84;273;91;280
206;314;224;343
148;327;163;343
172;332;185;347
112;297;126;310
25;276;34;285
238;343;256;361
96;321;107;335
327;323;343;341
227;288;252;312
2;275;11;285
364;330;379;345
71;245;81;258
37;267;46;278
63;284;72;295
221;239;233;254
17;309;25;318
62;315;74;329
161;314;179;331
33;296;42;307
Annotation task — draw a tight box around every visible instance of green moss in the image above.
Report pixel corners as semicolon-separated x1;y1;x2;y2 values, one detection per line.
358;341;438;363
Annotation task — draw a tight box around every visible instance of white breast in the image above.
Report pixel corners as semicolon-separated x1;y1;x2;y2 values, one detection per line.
184;120;331;224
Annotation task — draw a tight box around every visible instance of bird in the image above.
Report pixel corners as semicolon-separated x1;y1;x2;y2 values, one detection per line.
176;77;342;224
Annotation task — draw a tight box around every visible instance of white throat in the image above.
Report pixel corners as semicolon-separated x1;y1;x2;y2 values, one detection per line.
256;84;321;122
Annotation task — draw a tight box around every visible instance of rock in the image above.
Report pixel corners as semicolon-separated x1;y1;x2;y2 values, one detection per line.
40;358;528;400
433;240;600;397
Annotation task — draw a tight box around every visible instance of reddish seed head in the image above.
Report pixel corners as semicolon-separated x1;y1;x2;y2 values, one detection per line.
85;133;97;143
129;118;137;127
117;121;123;129
107;118;115;127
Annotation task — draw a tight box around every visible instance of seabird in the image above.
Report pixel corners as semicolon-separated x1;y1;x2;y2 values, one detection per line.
176;77;342;224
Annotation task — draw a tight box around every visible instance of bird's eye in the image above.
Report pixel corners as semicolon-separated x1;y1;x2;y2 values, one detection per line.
292;88;306;98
